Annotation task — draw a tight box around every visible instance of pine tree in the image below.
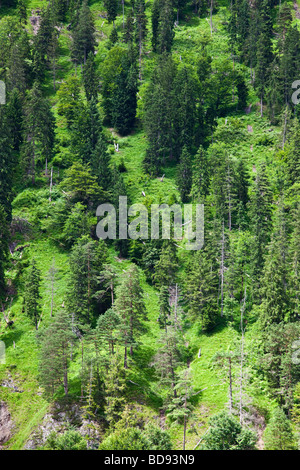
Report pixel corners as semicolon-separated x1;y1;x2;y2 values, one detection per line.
176;146;192;203
184;248;219;331
91;134;113;193
259;203;290;328
67;238;108;326
96;308;120;355
135;0;148;80
38;310;76;396
157;0;175;54
166;369;195;450
21;82;55;184
0;108;14;220
154;241;179;288
0;205;9;301
263;408;296;450
115;265;147;368
255;1;273;117
143;54;177;175
248;163;273;289
104;352;127;427
190;146;210;202
71;0;96;66
151;0;160;52
154;328;184;399
101;46;138;135
104;0;118;25
24;259;42;330
158;285;171;331
202;411;257;450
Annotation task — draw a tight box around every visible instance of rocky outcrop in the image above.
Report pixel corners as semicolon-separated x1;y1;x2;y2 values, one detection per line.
0;402;12;448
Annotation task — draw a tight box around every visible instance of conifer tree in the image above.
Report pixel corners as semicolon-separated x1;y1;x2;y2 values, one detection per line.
135;0;148;79
248;163;273;288
83;52;98;101
21;82;55;184
0;205;9;301
104;352;128;428
184;248;219;331
176;146;192;203
157;0;175;54
154;241;179;288
263;408;296;450
24;259;42;330
190;146;210;202
158;285;171;331
259;204;291;328
72;0;96;66
96;308;121;355
115;265;147;368
104;0;118;25
38;310;76;396
151;0;160;52
91;134;113;193
67;238;108;326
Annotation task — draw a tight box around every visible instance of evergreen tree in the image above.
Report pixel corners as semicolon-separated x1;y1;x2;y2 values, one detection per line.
157;0;175;54
38;310;76;396
202;411;257;450
71;0;96;66
67;238;108;326
158;285;171;331
104;352;127;427
143;54;177;175
21;82;55;184
151;0;160;52
0;205;9;301
263;408;296;450
184;248;219;331
91;134;113;193
104;0;118;25
259;204;291;327
101;46;138;135
190;146;210;202
97;308;120;355
176;146;192;203
154;241;179;288
255;1;273;117
24;259;42;330
166;369;195;450
0;108;14;220
135;0;148;80
115;265;147;368
248;163;273;289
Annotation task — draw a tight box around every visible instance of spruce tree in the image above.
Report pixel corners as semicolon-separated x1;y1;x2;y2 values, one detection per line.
67;238;108;326
0;205;9;301
38;310;76;396
176;146;192;203
72;0;96;66
263;408;296;450
157;0;175;54
114;265;147;368
24;259;42;330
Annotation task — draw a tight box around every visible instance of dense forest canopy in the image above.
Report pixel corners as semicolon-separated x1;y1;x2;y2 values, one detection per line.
0;0;299;451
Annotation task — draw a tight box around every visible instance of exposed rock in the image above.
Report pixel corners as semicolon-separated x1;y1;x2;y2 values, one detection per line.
0;402;12;448
24;401;101;450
